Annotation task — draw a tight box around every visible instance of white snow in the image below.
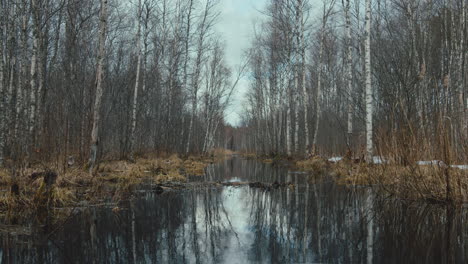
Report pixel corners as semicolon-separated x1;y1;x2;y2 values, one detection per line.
416;160;446;166
372;156;387;164
324;157;466;170
450;165;468;170
328;157;343;163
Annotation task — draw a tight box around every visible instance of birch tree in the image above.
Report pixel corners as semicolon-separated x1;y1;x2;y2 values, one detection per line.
186;0;216;154
129;0;143;160
300;0;309;155
364;0;372;162
89;0;108;172
344;0;353;150
29;0;40;150
312;0;336;155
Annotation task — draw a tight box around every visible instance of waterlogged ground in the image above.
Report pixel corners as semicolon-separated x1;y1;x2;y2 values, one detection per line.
0;157;467;263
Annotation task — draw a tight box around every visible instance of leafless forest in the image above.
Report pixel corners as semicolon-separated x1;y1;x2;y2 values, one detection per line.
0;0;246;170
236;0;467;164
0;0;467;169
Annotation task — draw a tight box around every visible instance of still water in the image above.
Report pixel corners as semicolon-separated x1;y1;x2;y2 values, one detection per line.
0;158;467;263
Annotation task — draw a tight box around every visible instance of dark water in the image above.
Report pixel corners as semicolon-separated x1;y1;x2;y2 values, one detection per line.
0;158;467;263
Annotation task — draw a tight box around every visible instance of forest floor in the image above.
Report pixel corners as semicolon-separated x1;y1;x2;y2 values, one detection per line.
242;153;468;203
0;150;235;216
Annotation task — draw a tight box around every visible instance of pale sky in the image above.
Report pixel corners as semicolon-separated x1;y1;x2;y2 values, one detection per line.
215;0;268;126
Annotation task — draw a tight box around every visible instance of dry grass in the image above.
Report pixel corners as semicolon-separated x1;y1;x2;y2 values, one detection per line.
371;164;467;202
210;148;235;157
240;152;257;159
184;157;207;176
294;156;467;203
296;157;330;176
0;154;217;214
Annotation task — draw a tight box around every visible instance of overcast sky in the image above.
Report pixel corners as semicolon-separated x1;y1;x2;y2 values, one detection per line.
215;0;268;126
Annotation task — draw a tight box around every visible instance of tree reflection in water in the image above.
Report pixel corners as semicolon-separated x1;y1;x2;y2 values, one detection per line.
0;158;466;263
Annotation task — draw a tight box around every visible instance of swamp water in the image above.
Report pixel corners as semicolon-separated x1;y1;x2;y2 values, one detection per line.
0;157;467;263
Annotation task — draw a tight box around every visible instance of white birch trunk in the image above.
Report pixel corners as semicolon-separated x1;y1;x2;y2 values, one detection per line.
89;0;108;172
312;26;325;155
293;0;302;155
345;0;353;149
186;0;209;155
300;2;309;155
29;24;38;150
129;0;142;160
14;3;29;143
365;0;373;162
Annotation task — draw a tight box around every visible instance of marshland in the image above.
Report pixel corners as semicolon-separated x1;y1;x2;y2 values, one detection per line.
0;0;467;263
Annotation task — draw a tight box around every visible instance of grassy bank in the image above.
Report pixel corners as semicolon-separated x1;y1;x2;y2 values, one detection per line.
295;156;467;203
0;152;232;215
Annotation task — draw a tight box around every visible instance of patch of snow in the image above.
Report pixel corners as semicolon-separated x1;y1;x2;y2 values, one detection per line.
417;160;446;166
450;165;468;170
328;157;343;163
372;156;387;164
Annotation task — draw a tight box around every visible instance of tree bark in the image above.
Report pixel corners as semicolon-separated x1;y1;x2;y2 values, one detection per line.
129;0;143;160
29;0;39;152
186;0;210;155
345;0;353;150
89;0;108;173
365;0;373;162
0;7;5;166
312;24;325;155
300;0;309;155
14;1;29;148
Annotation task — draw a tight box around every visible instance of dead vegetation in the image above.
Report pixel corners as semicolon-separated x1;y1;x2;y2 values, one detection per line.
0;154;215;214
294;156;467;203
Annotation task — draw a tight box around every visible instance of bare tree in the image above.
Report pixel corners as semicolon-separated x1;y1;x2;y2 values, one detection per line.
344;0;353;150
312;0;336;155
89;0;108;172
129;0;143;160
186;0;218;154
364;0;372;161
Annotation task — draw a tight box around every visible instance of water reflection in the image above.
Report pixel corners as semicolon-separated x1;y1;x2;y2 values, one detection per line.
0;158;466;263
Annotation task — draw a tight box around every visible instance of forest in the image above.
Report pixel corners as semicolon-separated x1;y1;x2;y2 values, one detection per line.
0;0;466;167
0;0;243;171
0;0;467;263
236;0;467;165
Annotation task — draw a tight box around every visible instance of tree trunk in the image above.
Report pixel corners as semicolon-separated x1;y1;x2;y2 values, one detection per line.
29;7;39;152
300;1;309;155
129;0;142;160
293;0;302;155
365;0;373;162
312;26;325;155
345;0;353;150
0;8;5;166
459;0;466;136
186;0;209;155
14;1;29;148
89;0;108;173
